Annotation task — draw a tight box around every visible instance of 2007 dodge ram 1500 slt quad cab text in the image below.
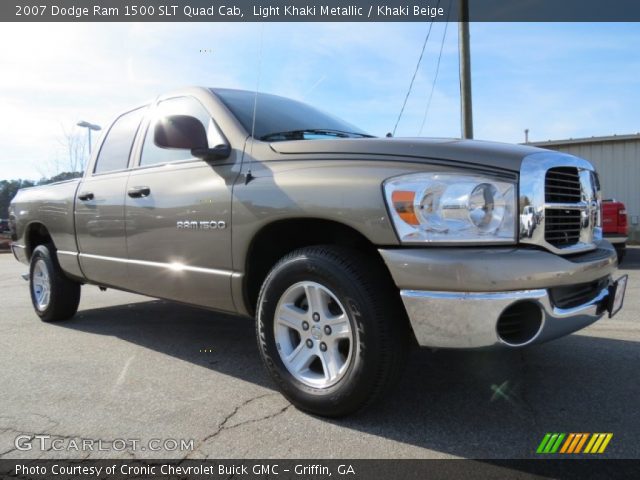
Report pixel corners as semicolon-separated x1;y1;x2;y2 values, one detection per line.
9;87;628;416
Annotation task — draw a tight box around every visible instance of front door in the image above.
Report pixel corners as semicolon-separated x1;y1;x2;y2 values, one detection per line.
123;96;240;312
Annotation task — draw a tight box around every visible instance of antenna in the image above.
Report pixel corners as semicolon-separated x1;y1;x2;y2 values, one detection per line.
246;24;265;184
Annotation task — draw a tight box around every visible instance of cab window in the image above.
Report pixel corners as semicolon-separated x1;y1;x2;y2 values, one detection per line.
93;107;145;174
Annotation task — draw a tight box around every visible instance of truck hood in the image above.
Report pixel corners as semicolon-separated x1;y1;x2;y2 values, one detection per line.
269;137;546;172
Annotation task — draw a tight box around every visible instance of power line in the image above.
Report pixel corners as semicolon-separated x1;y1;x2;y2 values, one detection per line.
391;0;441;137
418;0;452;136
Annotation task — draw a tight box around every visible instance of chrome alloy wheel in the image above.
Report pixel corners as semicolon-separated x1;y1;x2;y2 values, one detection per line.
32;259;51;311
274;281;354;388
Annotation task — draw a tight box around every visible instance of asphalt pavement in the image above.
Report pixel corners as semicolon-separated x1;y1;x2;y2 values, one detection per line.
0;248;638;459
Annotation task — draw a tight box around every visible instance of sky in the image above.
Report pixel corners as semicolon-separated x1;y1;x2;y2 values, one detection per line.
0;22;639;180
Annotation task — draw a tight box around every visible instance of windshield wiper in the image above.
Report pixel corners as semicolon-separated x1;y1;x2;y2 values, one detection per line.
259;129;373;141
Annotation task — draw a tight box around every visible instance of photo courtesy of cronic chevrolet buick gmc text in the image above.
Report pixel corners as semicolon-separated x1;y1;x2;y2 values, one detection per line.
9;87;627;416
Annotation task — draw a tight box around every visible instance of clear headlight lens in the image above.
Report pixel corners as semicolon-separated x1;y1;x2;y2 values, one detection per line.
384;172;516;243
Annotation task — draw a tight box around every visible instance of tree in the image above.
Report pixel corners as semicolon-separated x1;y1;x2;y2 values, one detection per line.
38;124;89;179
1;123;88;219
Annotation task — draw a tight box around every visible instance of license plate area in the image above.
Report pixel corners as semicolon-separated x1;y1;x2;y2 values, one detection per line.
608;275;628;318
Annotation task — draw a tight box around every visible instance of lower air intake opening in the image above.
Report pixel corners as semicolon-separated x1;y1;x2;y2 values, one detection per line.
497;301;543;346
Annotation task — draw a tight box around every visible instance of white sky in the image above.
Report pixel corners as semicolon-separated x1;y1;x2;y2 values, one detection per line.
1;22;638;180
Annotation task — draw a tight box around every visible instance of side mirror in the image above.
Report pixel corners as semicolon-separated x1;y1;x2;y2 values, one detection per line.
154;115;230;161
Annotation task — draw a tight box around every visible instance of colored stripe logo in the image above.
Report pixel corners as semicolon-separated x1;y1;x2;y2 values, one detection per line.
536;433;613;454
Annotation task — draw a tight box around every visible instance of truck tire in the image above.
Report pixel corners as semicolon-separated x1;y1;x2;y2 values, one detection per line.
29;244;81;322
256;246;408;417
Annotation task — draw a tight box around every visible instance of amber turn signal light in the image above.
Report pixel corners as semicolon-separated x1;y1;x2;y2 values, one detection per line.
391;191;419;225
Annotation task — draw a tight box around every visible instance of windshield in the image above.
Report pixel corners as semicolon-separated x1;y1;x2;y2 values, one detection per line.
211;88;371;141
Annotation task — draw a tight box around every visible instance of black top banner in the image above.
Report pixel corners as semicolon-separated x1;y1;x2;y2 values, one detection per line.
4;0;640;22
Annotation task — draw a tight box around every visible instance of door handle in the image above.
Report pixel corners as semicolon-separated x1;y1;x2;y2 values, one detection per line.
128;186;151;198
78;192;94;201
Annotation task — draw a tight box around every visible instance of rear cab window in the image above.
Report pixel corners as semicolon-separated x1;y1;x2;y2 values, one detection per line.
93;107;146;174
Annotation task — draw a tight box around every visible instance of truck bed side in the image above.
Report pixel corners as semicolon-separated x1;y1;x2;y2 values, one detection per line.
9;179;85;280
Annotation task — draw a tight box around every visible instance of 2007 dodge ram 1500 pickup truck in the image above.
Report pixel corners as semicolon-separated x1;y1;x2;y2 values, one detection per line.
9;87;627;416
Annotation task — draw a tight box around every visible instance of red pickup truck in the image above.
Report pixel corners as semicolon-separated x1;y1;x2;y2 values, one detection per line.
603;199;628;263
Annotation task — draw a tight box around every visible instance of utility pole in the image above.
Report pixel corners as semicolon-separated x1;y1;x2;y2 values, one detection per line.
458;0;473;139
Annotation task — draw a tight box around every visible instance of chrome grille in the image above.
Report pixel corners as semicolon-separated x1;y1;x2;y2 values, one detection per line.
545;167;581;203
545;209;581;247
544;167;583;247
519;152;602;255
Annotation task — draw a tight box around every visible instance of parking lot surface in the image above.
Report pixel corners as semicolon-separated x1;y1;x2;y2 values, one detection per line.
0;248;638;459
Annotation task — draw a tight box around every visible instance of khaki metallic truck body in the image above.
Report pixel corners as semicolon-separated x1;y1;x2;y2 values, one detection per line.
9;87;623;414
10;87;620;344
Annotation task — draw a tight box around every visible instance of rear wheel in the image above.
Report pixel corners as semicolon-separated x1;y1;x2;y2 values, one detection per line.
256;246;408;417
29;244;81;322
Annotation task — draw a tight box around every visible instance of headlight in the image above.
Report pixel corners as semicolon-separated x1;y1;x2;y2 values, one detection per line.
384;172;516;244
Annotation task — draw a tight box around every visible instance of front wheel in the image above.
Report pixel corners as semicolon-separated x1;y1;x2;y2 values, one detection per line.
256;246;408;417
29;244;81;322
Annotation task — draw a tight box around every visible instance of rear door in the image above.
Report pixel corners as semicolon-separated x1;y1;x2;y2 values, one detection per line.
75;106;146;287
123;96;239;312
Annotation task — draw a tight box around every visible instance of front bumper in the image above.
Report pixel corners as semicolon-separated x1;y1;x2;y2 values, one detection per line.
379;241;618;349
401;286;609;348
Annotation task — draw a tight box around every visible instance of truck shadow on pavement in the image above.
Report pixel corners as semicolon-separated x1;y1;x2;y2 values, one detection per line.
58;300;639;459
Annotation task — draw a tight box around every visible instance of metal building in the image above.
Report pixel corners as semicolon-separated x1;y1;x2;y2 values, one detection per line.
531;134;640;242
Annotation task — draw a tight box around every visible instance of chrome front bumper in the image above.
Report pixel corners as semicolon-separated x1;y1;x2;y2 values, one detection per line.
380;241;618;349
400;285;610;349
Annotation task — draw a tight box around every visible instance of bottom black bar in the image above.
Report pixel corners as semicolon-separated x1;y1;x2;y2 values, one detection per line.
1;459;639;480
